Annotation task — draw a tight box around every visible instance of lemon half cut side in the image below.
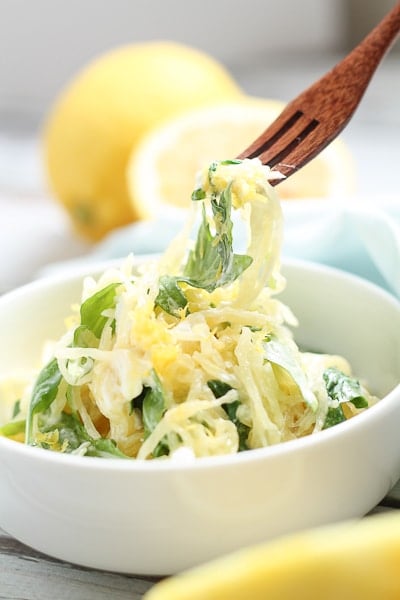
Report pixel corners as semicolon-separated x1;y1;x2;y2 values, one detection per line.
127;98;356;220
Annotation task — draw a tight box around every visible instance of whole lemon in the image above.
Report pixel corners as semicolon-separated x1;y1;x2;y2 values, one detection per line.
43;41;241;240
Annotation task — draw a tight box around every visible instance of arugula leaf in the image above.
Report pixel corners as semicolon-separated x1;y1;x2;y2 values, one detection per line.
79;282;119;340
322;367;368;430
207;379;250;451
323;367;368;409
26;358;63;444
263;335;318;411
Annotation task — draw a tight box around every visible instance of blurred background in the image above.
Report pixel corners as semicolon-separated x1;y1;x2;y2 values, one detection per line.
0;0;399;293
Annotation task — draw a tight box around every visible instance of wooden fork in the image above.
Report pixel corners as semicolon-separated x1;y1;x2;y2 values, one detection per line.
238;2;400;184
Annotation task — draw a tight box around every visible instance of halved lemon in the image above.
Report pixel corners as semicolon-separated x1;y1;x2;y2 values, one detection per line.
144;511;400;600
127;97;356;219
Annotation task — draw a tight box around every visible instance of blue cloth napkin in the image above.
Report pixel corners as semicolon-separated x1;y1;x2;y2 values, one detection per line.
44;198;400;299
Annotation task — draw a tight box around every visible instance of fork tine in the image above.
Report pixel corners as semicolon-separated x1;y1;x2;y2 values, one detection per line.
241;110;305;159
238;2;400;186
259;116;320;168
266;122;333;180
237;108;320;176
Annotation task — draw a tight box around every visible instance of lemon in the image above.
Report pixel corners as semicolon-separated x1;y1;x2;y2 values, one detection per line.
43;42;241;240
144;511;400;600
127;97;355;219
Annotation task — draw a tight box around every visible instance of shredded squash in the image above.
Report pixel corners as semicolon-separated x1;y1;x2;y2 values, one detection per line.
0;159;377;459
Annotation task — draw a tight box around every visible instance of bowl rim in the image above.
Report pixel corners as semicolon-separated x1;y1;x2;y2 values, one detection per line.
0;256;399;474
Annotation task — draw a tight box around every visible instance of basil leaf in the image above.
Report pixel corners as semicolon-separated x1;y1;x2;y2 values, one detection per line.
323;367;368;409
155;275;188;317
80;282;119;339
207;379;249;451
26;358;63;443
263;335;318;411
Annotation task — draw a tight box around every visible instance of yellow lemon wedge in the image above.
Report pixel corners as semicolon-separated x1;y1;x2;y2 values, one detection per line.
127;97;356;219
43;41;241;241
144;511;400;600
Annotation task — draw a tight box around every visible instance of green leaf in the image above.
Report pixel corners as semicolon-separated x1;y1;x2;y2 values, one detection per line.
184;187;252;292
323;367;368;409
79;282;120;339
207;379;249;451
86;437;130;459
223;400;250;452
263;335;318;411
41;412;129;458
191;187;206;201
26;358;63;443
219;159;243;166
0;419;26;437
12;399;21;419
155;183;252;316
142;372;166;438
322;406;346;430
207;379;232;399
67;283;119;380
73;324;99;348
25;283;120;446
140;372;169;457
155;275;188;317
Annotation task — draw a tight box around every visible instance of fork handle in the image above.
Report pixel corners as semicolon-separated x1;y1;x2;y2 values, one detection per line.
299;2;400;127
337;2;400;88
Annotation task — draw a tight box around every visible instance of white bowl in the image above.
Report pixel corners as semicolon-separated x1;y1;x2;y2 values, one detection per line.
0;258;399;575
